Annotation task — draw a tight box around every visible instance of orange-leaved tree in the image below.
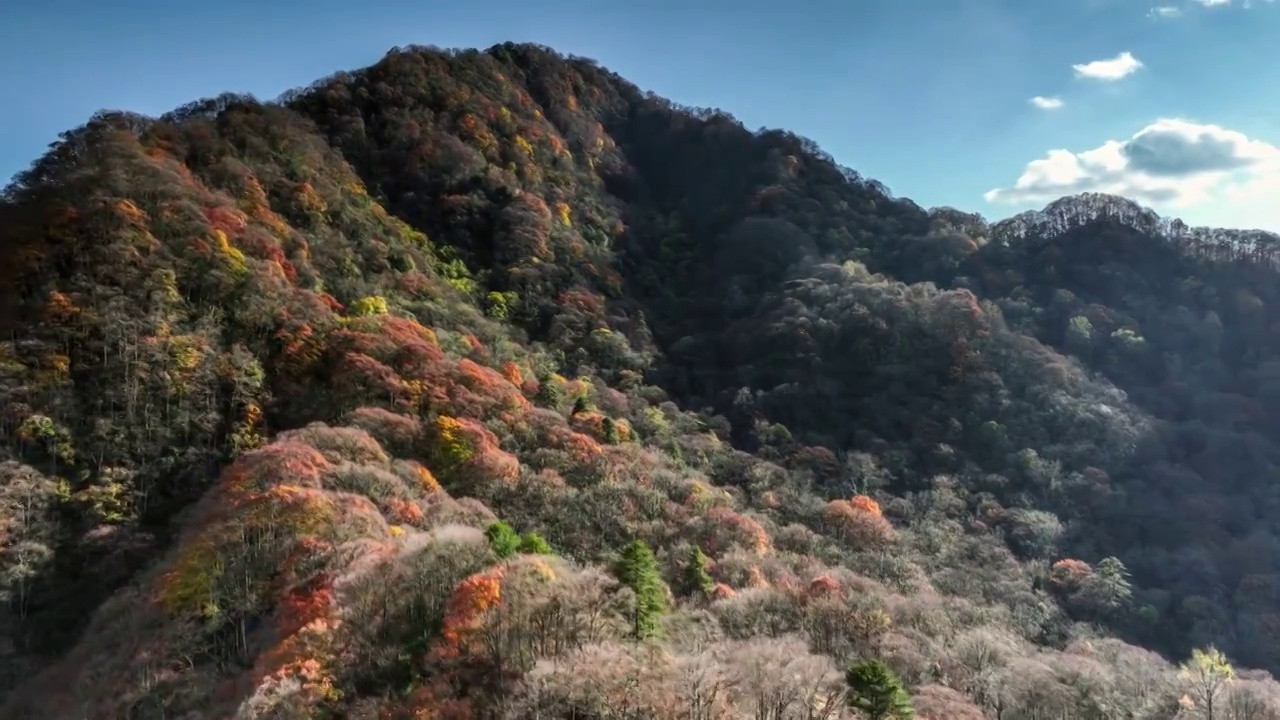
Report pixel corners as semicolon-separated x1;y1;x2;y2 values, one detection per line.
435;567;505;660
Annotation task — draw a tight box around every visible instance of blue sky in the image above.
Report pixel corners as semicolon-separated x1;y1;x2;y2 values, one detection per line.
2;0;1278;229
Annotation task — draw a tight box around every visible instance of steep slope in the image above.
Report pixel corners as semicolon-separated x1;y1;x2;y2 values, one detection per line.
2;41;1280;718
965;195;1280;668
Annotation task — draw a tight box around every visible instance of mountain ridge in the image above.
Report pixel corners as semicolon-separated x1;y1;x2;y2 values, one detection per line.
2;40;1280;718
988;192;1280;266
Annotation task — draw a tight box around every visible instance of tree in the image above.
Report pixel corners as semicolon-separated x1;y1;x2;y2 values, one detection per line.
534;373;565;409
0;463;59;620
848;494;882;516
1003;508;1063;560
601;416;621;445
681;546;715;597
518;532;553;555
436;568;505;660
1049;558;1092;593
1180;646;1234;720
823;499;894;547
1081;556;1133;612
485;521;522;559
911;685;985;720
720;637;849;719
615;540;668;640
1065;314;1095;361
845;659;914;720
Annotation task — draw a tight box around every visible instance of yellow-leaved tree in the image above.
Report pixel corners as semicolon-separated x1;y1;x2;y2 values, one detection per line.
1179;646;1234;720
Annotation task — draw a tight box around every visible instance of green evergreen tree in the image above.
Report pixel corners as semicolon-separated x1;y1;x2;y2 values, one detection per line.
518;532;553;555
534;374;565;409
845;659;914;720
615;539;668;640
1094;556;1133;606
571;394;593;416
602;416;621;444
682;546;715;597
485;520;522;559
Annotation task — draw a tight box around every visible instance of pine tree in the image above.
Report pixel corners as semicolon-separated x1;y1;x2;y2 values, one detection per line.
845;659;914;720
1094;556;1133;606
602;416;621;444
485;520;522;559
615;539;668;640
682;546;714;597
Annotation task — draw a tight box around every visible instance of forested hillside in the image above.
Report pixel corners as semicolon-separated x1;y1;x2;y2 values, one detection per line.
2;42;1280;718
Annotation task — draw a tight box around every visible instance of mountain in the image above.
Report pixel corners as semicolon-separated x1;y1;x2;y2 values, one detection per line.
3;41;1280;718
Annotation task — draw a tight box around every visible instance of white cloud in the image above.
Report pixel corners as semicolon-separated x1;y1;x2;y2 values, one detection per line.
985;119;1280;230
1155;0;1275;13
1072;52;1144;80
1030;96;1064;110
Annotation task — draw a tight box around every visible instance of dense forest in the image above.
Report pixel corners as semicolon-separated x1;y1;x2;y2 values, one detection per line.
2;41;1280;718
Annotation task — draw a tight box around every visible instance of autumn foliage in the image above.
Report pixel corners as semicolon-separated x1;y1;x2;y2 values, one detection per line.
1050;558;1093;590
822;496;895;547
849;494;882;516
805;574;844;603
431;415;520;486
449;357;530;419
436;568;504;660
695;506;771;556
11;39;1280;720
155;442;345;619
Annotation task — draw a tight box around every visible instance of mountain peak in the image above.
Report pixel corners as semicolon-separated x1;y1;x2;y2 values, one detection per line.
4;40;1280;719
989;192;1280;266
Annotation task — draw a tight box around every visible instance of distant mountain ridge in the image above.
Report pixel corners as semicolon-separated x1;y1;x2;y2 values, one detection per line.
989;192;1280;266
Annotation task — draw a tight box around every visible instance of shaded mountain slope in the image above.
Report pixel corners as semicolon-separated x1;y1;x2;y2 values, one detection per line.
2;41;1280;718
